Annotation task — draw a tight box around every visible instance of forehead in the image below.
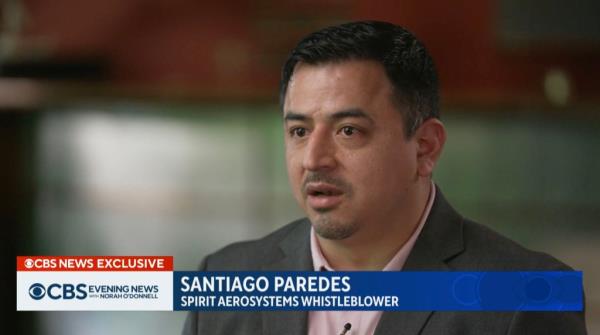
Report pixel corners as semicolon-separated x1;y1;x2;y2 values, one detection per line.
284;60;398;119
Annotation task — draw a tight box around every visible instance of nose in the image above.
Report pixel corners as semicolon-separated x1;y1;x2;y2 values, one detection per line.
302;127;337;171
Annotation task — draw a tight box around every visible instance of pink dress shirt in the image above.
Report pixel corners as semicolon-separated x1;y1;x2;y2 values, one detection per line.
308;182;436;335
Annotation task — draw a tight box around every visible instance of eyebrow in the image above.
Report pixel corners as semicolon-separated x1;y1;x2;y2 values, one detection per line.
283;112;308;122
284;108;374;125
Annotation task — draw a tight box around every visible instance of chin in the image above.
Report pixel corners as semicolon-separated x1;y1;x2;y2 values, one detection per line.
311;215;359;240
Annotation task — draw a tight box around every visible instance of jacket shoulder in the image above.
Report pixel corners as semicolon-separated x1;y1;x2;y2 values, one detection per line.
455;218;572;270
201;218;309;270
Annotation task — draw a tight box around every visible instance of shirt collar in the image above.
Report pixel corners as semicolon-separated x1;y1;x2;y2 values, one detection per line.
310;181;436;271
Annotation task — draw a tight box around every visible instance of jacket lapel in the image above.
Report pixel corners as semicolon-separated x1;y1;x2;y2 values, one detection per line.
374;185;465;335
261;219;312;335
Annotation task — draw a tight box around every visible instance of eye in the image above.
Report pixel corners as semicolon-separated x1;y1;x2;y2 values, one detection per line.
290;127;307;138
339;126;357;137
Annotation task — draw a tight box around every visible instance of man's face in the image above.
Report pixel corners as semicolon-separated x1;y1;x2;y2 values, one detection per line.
283;60;421;240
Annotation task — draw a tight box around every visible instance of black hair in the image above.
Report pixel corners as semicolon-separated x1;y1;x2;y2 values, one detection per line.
280;20;439;137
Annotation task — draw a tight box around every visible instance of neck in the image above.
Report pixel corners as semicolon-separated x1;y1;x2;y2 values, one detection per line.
317;180;432;270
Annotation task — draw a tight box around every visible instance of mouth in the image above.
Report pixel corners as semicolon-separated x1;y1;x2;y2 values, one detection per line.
305;183;344;210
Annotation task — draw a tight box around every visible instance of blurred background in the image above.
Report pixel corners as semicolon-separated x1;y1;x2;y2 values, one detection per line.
2;0;599;334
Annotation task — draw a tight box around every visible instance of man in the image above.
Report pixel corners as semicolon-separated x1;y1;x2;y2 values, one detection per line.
183;21;586;334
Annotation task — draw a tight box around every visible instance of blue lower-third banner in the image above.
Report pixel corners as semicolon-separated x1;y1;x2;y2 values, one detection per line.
173;271;583;311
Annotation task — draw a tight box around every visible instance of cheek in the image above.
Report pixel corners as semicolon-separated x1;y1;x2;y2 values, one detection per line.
353;146;418;192
285;150;303;189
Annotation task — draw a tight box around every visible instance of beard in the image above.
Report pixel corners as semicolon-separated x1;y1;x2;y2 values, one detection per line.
311;212;359;240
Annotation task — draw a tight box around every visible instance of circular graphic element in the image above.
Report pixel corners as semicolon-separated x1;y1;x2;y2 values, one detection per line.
452;274;479;306
29;283;46;300
24;258;34;269
525;277;552;303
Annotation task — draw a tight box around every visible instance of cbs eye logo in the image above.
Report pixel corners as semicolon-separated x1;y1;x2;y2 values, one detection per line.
29;283;46;300
27;283;87;300
24;258;35;269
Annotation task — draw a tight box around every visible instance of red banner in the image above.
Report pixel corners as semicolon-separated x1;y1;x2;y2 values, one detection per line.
17;256;173;271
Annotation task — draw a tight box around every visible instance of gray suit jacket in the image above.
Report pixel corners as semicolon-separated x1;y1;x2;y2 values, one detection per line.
182;187;587;334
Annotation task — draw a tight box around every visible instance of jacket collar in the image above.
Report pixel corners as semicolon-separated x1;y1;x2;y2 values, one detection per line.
403;184;464;270
261;219;312;335
374;185;465;335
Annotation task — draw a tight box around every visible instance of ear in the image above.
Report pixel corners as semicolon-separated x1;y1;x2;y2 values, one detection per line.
414;118;446;178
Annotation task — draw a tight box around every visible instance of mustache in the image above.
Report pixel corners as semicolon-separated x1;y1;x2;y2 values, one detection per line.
302;172;352;196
